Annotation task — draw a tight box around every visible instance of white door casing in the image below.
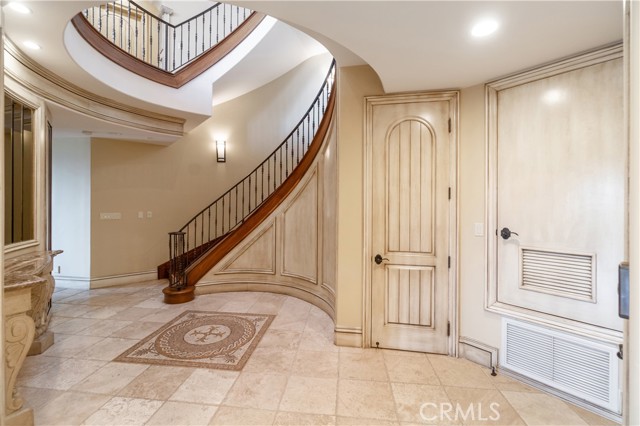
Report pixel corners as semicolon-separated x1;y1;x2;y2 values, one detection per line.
366;92;458;354
486;45;625;340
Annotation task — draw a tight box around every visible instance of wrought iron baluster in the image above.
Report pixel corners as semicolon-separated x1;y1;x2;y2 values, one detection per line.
187;21;191;61
112;2;116;44
172;27;176;70
235;186;238;225
202;13;206;53
227;192;231;232
248;175;252;212
180;26;184;67
157;19;161;66
142;12;146;62
273;155;276;191
216;6;219;43
119;0;123;48
222;197;225;234
127;3;131;54
223;3;226;38
208;207;211;242
260;164;264;202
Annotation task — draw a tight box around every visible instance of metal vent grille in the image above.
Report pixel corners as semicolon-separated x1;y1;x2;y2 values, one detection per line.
501;319;620;413
520;248;595;301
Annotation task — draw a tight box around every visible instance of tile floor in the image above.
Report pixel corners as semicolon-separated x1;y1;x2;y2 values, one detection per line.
17;280;618;426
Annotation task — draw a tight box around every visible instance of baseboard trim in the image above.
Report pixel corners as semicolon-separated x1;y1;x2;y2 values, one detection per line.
458;336;498;368
89;271;157;289
334;326;363;348
53;275;90;289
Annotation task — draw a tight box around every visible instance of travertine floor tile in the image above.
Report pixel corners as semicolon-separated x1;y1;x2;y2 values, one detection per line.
23;358;106;390
146;401;218;425
75;319;133;337
170;368;239;405
279;376;338;415
109;321;163;339
337;379;397;421
336;416;400;425
243;347;297;374
339;350;388;381
224;372;288;410
117;365;194;400
501;391;588;426
35;391;111;425
258;329;303;351
73;337;138;361
71;362;148;395
292;350;339;378
209;406;276;425
391;382;452;424
81;396;163;425
428;355;495;390
20;285;618;426
275;411;336;425
444;386;525;425
384;353;439;385
16;386;65;410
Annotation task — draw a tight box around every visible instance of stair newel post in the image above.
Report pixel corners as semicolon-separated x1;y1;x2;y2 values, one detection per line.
163;231;195;303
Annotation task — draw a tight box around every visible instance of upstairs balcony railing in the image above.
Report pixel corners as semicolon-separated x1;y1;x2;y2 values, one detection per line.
167;60;336;291
81;0;252;73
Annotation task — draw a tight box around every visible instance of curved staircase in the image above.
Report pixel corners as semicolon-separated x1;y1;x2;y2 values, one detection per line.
162;60;336;310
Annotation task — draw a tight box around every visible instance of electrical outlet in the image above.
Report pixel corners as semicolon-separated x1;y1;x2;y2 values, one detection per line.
147;211;152;219
138;211;144;219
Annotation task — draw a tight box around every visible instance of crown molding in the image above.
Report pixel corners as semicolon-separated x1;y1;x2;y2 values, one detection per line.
4;39;185;138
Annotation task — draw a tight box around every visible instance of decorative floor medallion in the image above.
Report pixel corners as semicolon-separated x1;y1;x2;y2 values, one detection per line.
115;311;274;370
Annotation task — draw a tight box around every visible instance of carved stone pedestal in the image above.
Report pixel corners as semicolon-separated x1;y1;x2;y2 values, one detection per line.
4;279;43;426
5;250;62;355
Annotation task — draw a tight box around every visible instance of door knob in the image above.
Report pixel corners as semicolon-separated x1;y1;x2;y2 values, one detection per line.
374;254;389;265
500;227;519;240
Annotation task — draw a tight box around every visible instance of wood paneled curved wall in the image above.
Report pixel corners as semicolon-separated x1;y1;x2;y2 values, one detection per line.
195;115;338;319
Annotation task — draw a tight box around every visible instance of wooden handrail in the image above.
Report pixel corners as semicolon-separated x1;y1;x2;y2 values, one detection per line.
71;12;265;88
185;82;336;285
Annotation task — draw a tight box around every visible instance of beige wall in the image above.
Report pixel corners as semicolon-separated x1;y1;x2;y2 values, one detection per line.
458;84;502;348
89;53;332;279
335;65;383;339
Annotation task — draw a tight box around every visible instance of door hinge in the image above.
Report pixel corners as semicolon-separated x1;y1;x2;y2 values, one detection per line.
448;118;452;133
448;256;451;268
448;187;451;200
447;321;451;337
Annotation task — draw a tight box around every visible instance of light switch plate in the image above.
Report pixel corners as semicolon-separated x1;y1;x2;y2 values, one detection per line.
100;212;122;220
474;222;484;236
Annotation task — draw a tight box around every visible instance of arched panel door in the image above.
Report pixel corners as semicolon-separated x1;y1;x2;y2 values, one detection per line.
369;94;455;354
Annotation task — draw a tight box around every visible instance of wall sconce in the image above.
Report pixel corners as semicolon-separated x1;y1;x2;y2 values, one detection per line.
216;140;226;163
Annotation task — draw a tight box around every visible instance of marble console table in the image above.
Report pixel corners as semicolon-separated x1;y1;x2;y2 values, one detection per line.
4;275;45;425
5;250;62;355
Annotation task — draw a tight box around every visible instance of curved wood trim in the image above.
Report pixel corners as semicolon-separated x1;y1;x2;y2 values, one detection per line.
186;83;337;286
71;12;266;89
4;39;185;137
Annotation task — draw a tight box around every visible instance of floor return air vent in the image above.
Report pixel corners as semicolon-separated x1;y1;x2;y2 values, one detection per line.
500;318;621;414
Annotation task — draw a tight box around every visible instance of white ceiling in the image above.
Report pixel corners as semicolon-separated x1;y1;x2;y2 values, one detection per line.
2;0;624;137
232;1;623;93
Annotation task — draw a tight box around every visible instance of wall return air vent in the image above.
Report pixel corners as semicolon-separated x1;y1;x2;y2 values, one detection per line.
501;318;620;414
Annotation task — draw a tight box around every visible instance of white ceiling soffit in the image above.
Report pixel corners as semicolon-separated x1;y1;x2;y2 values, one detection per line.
232;1;623;93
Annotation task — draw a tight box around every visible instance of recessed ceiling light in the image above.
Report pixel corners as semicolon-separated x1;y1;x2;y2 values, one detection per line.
471;19;499;38
7;2;31;14
23;41;41;50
